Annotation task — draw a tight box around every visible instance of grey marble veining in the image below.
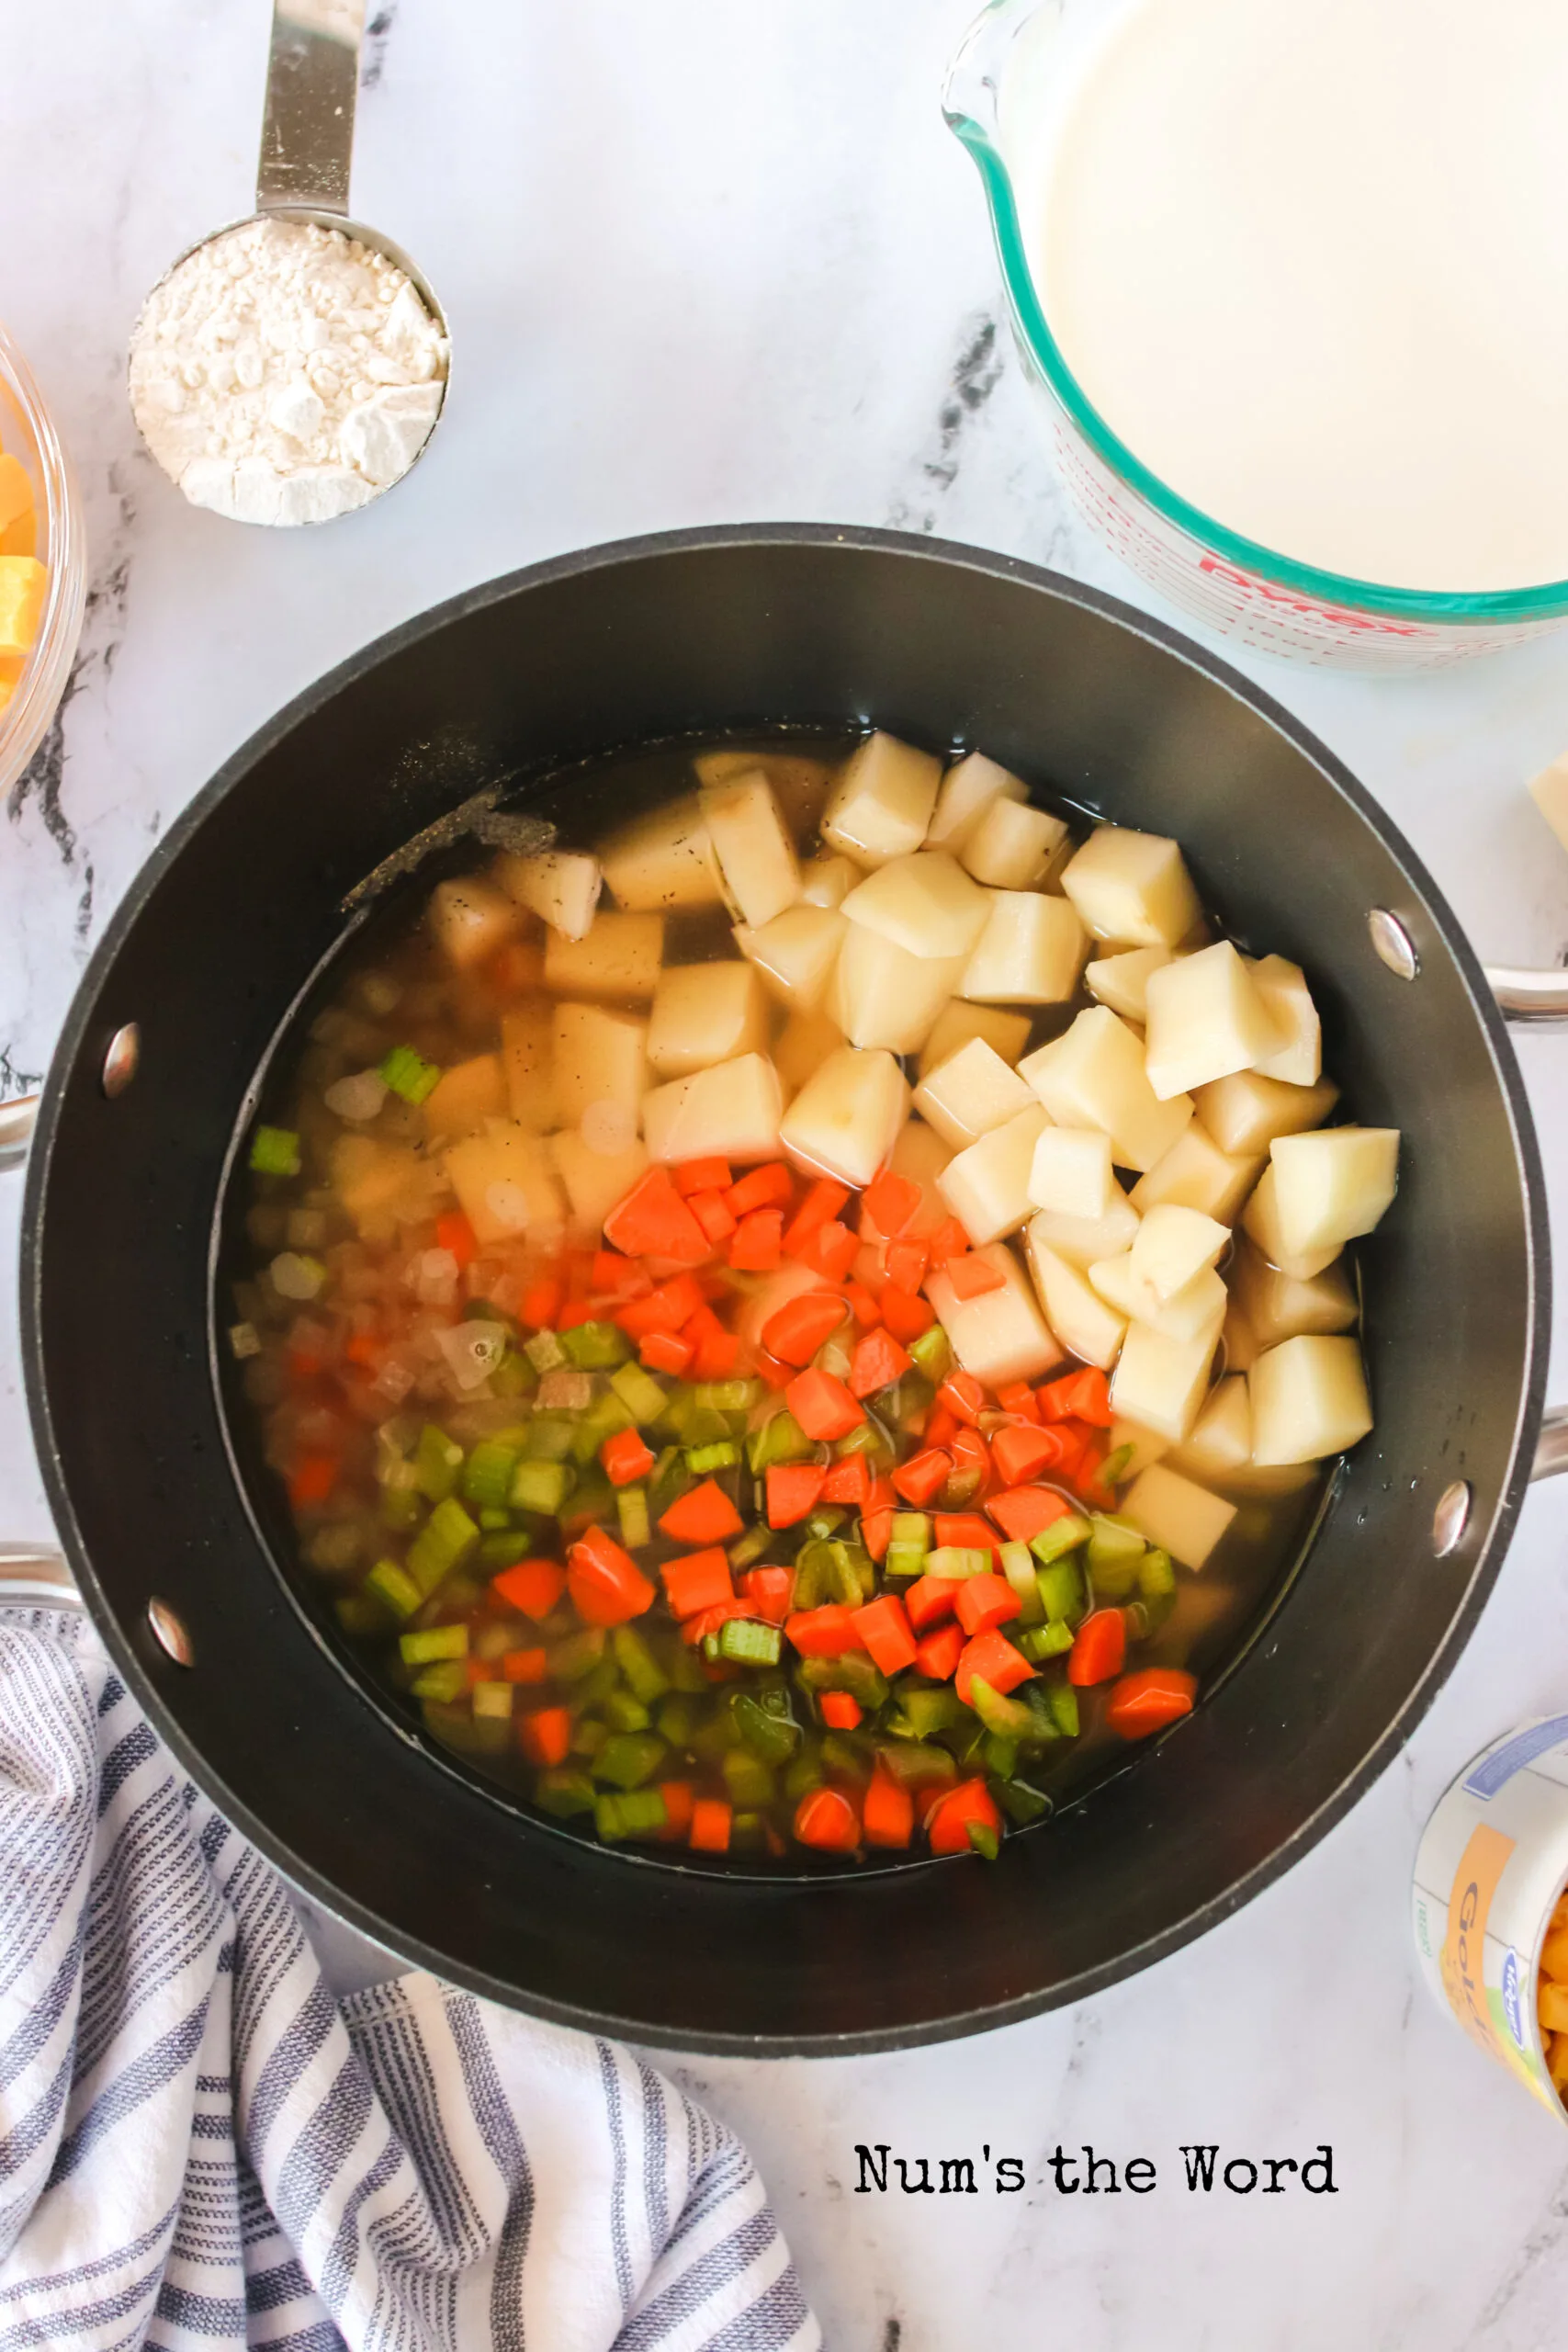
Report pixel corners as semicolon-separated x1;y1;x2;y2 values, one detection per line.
6;4;1568;2345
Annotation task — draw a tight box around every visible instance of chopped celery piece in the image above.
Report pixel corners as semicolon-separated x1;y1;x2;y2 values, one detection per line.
685;1439;739;1475
747;1409;814;1473
982;1731;1019;1780
334;1591;389;1639
1088;1513;1145;1573
477;1506;512;1531
797;1652;888;1710
891;1512;931;1545
998;1541;1044;1625
491;1349;534;1398
1035;1556;1084;1625
719;1617;782;1668
694;1379;761;1414
510;1460;574;1517
534;1766;597;1817
611;1362;668;1424
876;1737;958;1791
612;1623;671;1704
668;1394;728;1448
473;1619;519;1662
656;1693;699;1747
411;1660;469;1702
1098;1442;1134;1490
595;1788;668;1842
462;1442;520;1511
1045;1680;1080;1738
722;1748;776;1809
927;1546;991;1579
413;1424;464;1503
379;1044;442;1104
820;1731;871;1781
249;1125;301;1177
571;1717;608;1758
400;1621;469;1667
603;1689;651;1733
968;1675;1036;1740
908;1322;952;1382
616;1485;652;1550
523;1415;576;1463
478;1530;531;1570
804;1505;849;1542
378;1472;422;1531
883;1543;928;1580
833;1420;876;1458
406;1498;479;1595
784;1749;825;1803
995;1774;1053;1826
472;1679;513;1721
649;1446;692;1520
790;1539;834;1611
669;1645;709;1694
729;1811;767;1852
1138;1545;1177;1599
732;1691;800;1764
689;1710;738;1765
560;1319;630;1370
550;1626;607;1683
966;1820;1000;1860
365;1558;422;1620
1031;1512;1091;1567
571;1395;634;1465
525;1329;567;1374
817;1540;866;1607
728;1521;772;1571
1018;1620;1075;1662
562;1465;615;1530
894;1686;969;1739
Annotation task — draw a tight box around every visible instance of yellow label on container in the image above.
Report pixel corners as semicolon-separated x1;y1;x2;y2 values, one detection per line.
1441;1823;1517;2064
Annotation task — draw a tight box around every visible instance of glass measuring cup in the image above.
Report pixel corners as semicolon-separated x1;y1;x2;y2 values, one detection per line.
943;0;1568;669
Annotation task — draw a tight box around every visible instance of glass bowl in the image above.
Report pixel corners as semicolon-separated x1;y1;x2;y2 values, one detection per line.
943;0;1568;669
0;319;85;788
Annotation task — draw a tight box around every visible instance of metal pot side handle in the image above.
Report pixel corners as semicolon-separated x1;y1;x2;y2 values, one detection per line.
0;1093;37;1174
1485;967;1568;1023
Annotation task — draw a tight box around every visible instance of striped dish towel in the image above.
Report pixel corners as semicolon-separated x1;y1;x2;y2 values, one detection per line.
0;1609;819;2352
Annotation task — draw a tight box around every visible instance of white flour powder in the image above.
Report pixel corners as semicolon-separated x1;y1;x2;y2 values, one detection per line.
129;217;449;526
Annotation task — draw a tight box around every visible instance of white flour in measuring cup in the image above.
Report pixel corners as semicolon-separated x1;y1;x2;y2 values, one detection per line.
1032;0;1568;594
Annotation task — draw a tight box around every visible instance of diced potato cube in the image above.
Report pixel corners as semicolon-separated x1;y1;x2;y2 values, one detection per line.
494;849;601;941
925;751;1026;852
829;924;965;1054
333;1133;447;1237
1130;1125;1260;1224
1027;1181;1140;1268
548;1131;650;1241
1529;753;1568;857
446;1121;568;1246
1241;1165;1344;1281
937;1105;1051;1245
918;1000;1032;1078
1109;1324;1217;1443
1269;1127;1399;1257
1250;1335;1373;1464
500;1002;557;1129
700;770;802;928
1021;1007;1192;1172
1222;1299;1258;1374
427;876;521;970
1089;1254;1227;1350
1144;942;1283;1101
1023;1228;1126;1370
1027;1123;1113;1218
779;1046;909;1187
927;1241;1064;1386
1195;1069;1339;1157
913;1038;1036;1150
643;1052;784;1166
1060;825;1201;947
1121;1463;1236;1569
544;910;664;1000
959;892;1088;1004
1130;1203;1227;1301
1231;1239;1358;1350
775;1006;847;1091
423;1051;507;1141
600;795;723;910
735;903;846;1012
1110;1417;1170;1478
799;854;860;910
553;1002;648;1139
1085;944;1179;1023
862;1118;954;1241
960;797;1067;889
1248;956;1321;1086
647;963;768;1077
694;749;833;837
821;731;942;867
1168;1375;1252;1483
840;851;992;959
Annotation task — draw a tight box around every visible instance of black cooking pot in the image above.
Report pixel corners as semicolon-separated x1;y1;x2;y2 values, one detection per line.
7;526;1567;2054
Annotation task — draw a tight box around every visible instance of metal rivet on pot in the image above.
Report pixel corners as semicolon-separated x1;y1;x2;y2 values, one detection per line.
1432;1480;1472;1556
102;1023;141;1098
1368;910;1419;979
146;1597;194;1667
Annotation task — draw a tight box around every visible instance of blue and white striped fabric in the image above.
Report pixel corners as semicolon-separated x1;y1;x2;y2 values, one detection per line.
0;1610;819;2352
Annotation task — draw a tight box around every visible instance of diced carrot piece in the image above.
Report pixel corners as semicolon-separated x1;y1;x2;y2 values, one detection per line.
1068;1608;1127;1688
1039;1366;1113;1427
865;1473;897;1512
741;1566;795;1623
491;1558;567;1620
791;1219;852;1282
990;1422;1073;1487
656;1781;696;1840
344;1331;381;1370
863;1168;921;1238
691;1325;741;1382
754;1348;795;1392
886;1238;930;1294
945;1252;1006;1299
995;1380;1041;1422
767;1462;829;1529
1106;1667;1198;1738
928;1216;970;1262
932;1512;999;1554
762;1290;849;1367
725;1162;794;1216
603;1167;713;1264
615;1273;705;1339
905;1574;962;1633
785;1604;865;1657
926;1777;1003;1857
601;1427;656;1487
785;1368;864;1442
641;1329;694;1375
728;1208;784;1271
954;1573;1022;1637
689;1189;739;1244
850;1593;919;1675
914;1622;964;1681
690;1796;733;1852
661;1545;735;1619
924;1402;963;1451
675;1157;733;1197
819;1690;863;1730
987;1486;1074;1544
558;1299;596;1330
784;1178;852;1257
681;1598;755;1646
288;1455;340;1509
435;1209;479;1270
937;1370;987;1425
881;1286;935;1342
849;1328;912;1398
568;1532;658;1626
591;1247;637;1293
892;1448;953;1507
501;1645;549;1684
518;1705;571;1767
844;1280;883;1328
948;1426;992;1496
955;1628;1035;1705
520;1272;565;1329
659;1478;745;1544
821;1452;871;1509
860;1506;894;1563
794;1786;861;1853
863;1762;915;1848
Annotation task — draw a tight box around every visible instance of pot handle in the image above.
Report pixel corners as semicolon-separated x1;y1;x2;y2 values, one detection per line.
0;1545;81;1608
0;1093;37;1174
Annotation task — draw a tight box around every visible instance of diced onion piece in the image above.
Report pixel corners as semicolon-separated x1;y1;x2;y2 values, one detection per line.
323;1069;388;1123
1269;1126;1399;1258
1247;956;1321;1086
959;797;1066;889
270;1251;325;1300
959;892;1088;1005
1020;1008;1192;1173
912;1037;1036;1151
647;962;769;1076
927;1241;1063;1387
1120;1462;1236;1569
925;751;1026;852
936;1106;1051;1246
821;732;942;868
840;851;992;960
700;770;802;928
1250;1335;1372;1465
435;1319;508;1393
642;1052;784;1165
494;849;602;941
1059;825;1201;948
733;905;847;1012
1023;1228;1126;1371
779;1046;909;1188
1143;942;1283;1102
544;910;664;1000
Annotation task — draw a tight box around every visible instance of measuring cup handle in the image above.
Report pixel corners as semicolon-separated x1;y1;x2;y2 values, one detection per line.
256;0;366;217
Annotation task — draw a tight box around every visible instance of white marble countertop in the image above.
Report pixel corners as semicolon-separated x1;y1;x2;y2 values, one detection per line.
7;3;1568;2344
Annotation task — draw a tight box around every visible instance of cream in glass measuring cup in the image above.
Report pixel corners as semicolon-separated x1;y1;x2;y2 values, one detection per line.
1029;0;1568;595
